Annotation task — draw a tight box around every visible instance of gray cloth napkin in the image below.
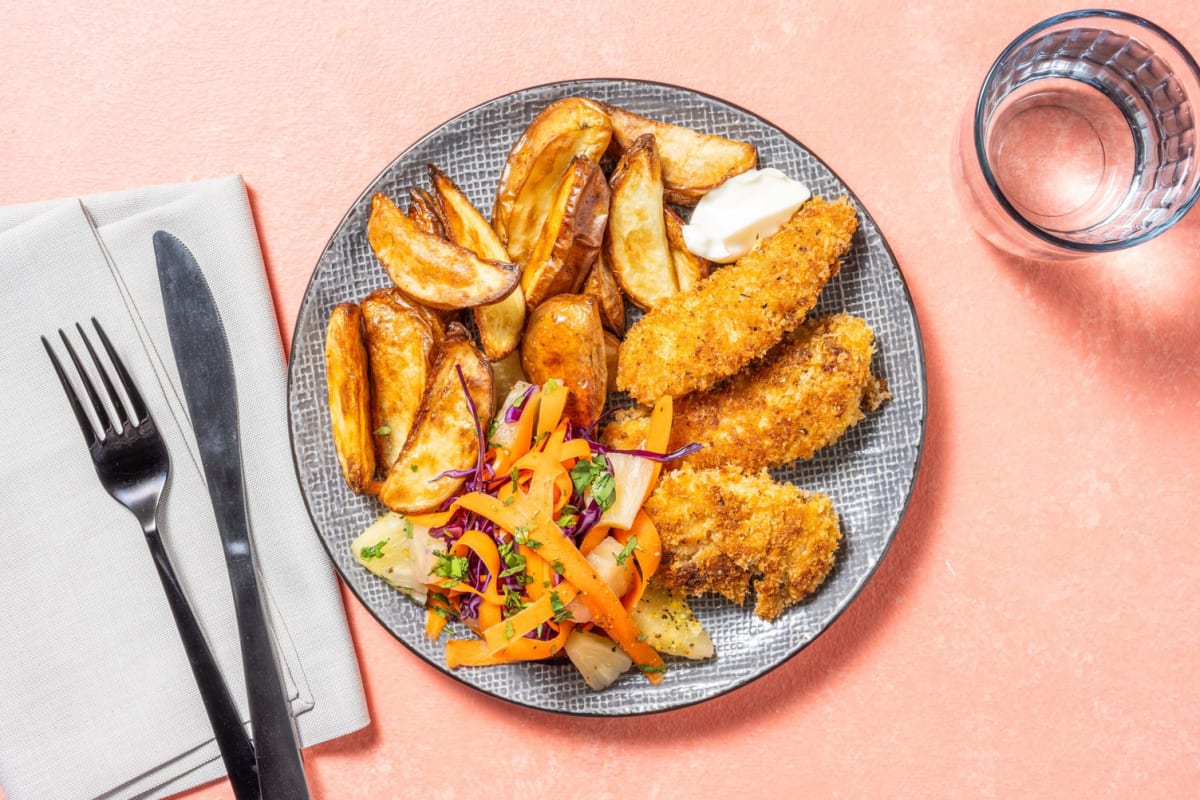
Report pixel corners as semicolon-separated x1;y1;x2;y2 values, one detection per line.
0;176;368;800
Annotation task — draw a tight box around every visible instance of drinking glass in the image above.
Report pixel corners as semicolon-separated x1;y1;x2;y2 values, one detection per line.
955;9;1200;259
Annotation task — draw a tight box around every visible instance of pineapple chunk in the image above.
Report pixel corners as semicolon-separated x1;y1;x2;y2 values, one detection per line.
632;584;714;659
565;630;633;690
351;512;439;603
567;536;636;623
598;452;654;530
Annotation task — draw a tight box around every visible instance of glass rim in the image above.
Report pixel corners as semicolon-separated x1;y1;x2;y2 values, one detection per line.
973;8;1200;254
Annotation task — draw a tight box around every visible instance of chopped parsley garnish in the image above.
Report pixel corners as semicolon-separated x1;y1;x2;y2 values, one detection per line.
513;525;542;549
499;544;527;578
637;664;667;674
614;535;642;567
373;425;392;436
503;586;527;611
502;494;516;506
410;463;419;472
550;591;573;623
359;540;388;560
404;518;414;539
504;621;514;640
551;560;565;575
636;632;647;642
486;417;500;447
431;551;470;582
570;454;616;511
544;378;561;392
555;506;579;530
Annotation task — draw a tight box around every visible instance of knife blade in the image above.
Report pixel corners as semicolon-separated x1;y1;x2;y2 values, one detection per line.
153;231;311;800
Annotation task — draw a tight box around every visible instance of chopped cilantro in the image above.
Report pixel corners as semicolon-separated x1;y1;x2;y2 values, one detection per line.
614;535;641;567
404;518;414;539
570;455;615;511
638;664;667;674
551;561;565;575
410;463;419;472
431;551;470;582
504;621;514;640
502;494;515;506
555;505;579;530
636;632;647;642
359;540;388;560
513;525;542;549
550;591;573;623
544;378;561;392
373;425;391;436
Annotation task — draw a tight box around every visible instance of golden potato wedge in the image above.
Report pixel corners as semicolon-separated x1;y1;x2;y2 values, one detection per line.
582;249;626;335
325;303;379;494
522;156;610;309
601;102;757;206
493;97;612;265
520;294;607;428
360;289;441;471
606;134;677;311
406;187;448;238
428;165;527;361
368;193;520;311
663;206;712;293
602;330;619;394
380;324;494;513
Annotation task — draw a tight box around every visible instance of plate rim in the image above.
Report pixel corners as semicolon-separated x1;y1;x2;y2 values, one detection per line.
286;76;928;717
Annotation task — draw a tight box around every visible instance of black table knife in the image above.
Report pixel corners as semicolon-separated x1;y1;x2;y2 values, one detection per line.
153;231;311;800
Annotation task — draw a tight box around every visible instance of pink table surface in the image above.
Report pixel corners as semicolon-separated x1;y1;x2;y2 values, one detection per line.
5;1;1198;797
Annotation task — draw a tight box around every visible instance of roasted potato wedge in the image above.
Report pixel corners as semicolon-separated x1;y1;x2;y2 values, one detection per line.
602;330;619;394
601;102;757;206
582;249;626;335
368;193;520;310
520;294;607;428
663;206;711;293
522;156;610;309
606;134;677;310
360;289;441;471
325;303;378;494
428;165;526;361
493;97;612;265
406;187;448;238
380;324;494;513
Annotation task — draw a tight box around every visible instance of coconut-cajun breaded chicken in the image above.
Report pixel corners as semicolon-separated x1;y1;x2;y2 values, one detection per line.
605;313;888;472
643;466;841;620
616;196;858;403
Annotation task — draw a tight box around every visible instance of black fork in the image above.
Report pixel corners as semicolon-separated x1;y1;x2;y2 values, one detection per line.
43;319;260;800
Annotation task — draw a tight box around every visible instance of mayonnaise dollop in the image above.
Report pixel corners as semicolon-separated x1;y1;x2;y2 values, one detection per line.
681;168;812;263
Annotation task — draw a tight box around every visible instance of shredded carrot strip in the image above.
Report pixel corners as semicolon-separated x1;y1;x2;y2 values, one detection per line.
408;508;457;528
614;511;661;612
643;396;673;499
482;584;579;654
425;607;449;640
453;491;665;682
446;622;572;667
493;389;542;475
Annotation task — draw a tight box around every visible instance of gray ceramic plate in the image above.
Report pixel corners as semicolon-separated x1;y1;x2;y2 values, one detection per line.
287;79;926;716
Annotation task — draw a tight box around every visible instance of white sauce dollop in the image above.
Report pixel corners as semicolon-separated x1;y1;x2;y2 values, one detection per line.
681;168;812;263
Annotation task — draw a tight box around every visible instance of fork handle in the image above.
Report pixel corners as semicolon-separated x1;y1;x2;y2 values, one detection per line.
143;521;261;800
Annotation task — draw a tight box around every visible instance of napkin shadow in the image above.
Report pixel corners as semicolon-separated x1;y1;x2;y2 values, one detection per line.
497;335;949;738
995;211;1200;398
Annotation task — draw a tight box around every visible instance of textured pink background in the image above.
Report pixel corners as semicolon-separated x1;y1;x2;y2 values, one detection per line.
4;1;1198;797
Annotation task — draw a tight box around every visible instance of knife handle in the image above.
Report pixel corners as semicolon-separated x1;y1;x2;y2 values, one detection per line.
143;521;261;800
228;567;311;800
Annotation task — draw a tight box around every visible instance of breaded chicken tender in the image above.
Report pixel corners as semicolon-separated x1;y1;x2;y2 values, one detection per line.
644;466;841;620
605;313;887;471
616;196;858;403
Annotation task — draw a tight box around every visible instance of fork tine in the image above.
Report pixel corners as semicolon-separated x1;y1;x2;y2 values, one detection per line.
92;318;149;424
77;322;130;430
59;328;113;437
42;336;98;448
